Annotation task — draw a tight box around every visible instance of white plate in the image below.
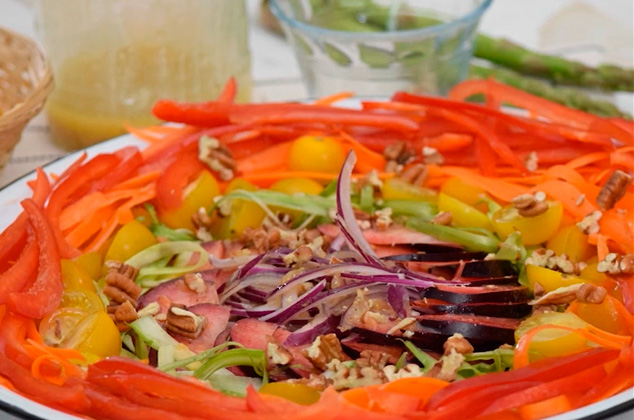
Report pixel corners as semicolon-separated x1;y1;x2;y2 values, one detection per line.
0;131;633;420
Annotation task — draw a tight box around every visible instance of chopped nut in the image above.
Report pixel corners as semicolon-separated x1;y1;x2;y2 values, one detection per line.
524;151;539;172
109;301;138;332
383;364;423;381
436;349;465;382
192;207;213;230
385;160;403;174
283;245;313;266
576;283;607;304
283;374;333;391
525;248;583;275
304;334;350;371
421;147;444;165
199;135;236;181
374;207;393;230
183;273;206;294
443;333;474;356
165;305;206;339
383;141;407;161
267;341;292;365
103;261;142;307
137;302;160;318
576;210;602;234
325;359;386;390
357;350;390;370
431;211;452;225
597;253;634;275
596;170;632;211
511;193;548;217
399;163;427;186
383;141;416;166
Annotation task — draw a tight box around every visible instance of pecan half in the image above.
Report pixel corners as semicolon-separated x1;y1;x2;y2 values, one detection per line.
108;301;138;332
199;135;236;181
103;261;142;307
165;304;206;339
399;163;427;185
511;193;548;217
596;170;632;211
576;283;607;304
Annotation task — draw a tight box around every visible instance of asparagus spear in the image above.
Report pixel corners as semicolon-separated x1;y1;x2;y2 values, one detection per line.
469;65;631;119
474;35;634;92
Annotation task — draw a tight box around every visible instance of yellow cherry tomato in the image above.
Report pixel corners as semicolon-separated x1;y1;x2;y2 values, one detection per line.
73;251;103;281
259;382;321;405
575;298;626;335
67;311;122;358
105;219;157;263
380;177;438;203
491;201;563;246
211;177;266;239
270;178;324;195
525;264;586;293
515;312;589;362
61;259;96;292
288;135;345;174
546;225;595;263
39;289;120;359
159;170;220;230
579;257;608;283
440;177;488;209
437;192;492;230
60;289;105;313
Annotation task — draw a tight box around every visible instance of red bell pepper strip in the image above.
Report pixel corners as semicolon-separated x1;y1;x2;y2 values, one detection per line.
229;109;419;132
426;348;618;411
7;199;63;319
89;146;144;192
0;224;38;303
46;154;121;258
152;100;232;126
217;76;237;103
0;351;89;413
155;150;206;211
392;91;616;149
448;80;631;146
0;167;50;272
477;365;608;418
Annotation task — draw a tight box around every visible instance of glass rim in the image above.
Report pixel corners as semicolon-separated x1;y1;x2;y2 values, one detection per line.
269;0;494;41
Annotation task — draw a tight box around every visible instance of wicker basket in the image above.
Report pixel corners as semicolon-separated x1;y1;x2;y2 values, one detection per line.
0;27;53;174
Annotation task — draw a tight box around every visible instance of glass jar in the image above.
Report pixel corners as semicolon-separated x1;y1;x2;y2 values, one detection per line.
34;0;252;150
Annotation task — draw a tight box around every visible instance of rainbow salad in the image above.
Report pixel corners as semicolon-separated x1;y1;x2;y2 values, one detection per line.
0;79;632;420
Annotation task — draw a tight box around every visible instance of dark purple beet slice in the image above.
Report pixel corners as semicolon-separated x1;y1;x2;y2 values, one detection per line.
421;284;530;304
417;314;519;344
412;300;531;318
137;276;219;313
175;304;231;353
460;260;518;278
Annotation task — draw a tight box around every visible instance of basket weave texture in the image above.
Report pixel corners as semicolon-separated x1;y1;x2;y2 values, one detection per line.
0;27;53;174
